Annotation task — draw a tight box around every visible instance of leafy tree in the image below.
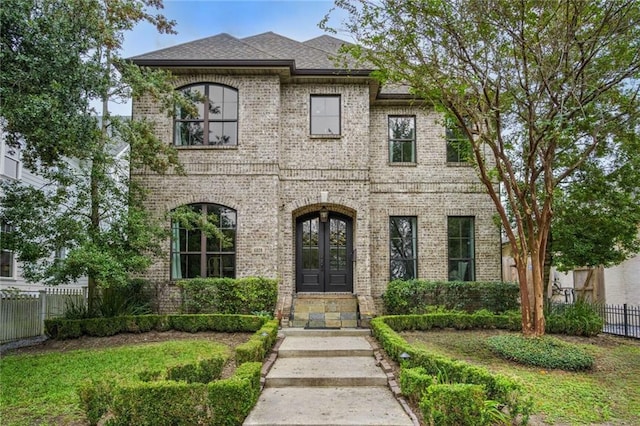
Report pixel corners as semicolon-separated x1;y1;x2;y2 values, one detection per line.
0;0;193;313
325;0;640;336
552;139;640;288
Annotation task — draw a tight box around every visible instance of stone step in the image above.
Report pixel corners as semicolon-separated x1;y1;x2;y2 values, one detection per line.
243;386;414;426
265;356;388;387
277;335;373;357
281;328;370;337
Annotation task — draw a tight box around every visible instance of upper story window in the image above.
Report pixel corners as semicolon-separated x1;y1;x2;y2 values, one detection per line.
389;116;416;163
1;141;20;180
310;95;341;136
0;221;15;278
448;216;475;281
170;203;236;279
446;118;471;163
389;216;418;280
174;83;238;147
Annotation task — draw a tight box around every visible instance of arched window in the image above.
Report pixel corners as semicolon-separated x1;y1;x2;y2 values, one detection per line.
170;203;236;279
174;83;238;146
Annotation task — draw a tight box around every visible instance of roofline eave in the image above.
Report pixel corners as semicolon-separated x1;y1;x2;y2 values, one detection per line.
129;58;374;77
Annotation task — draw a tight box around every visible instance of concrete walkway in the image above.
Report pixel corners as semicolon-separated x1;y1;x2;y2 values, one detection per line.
243;329;417;426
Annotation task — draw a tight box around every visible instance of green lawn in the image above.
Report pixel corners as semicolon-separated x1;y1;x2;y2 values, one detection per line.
402;330;640;425
0;340;231;425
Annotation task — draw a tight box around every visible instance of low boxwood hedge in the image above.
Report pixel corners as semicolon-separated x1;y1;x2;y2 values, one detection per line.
372;316;532;425
45;314;266;340
77;317;278;426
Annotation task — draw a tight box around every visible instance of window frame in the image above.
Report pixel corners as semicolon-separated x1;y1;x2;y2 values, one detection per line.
445;117;471;163
173;83;239;147
0;221;15;279
389;216;418;281
447;216;476;281
388;115;416;163
1;140;21;180
310;94;341;137
170;203;237;280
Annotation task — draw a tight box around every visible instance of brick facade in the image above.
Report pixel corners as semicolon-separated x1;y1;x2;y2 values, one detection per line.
131;36;502;316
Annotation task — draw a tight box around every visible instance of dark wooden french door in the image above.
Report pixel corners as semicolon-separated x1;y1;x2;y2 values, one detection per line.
296;212;353;293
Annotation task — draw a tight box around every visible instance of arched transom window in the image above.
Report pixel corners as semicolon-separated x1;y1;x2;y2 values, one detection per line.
171;203;236;279
174;83;238;146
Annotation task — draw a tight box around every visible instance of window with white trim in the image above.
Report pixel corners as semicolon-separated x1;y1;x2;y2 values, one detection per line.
1;222;15;278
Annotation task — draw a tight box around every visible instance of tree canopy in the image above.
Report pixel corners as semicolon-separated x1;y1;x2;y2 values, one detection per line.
0;0;191;313
325;0;640;335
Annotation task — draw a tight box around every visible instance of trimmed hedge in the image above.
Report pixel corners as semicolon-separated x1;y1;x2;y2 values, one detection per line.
93;362;263;426
372;316;531;424
383;280;520;314
420;383;488;426
45;314;265;340
235;319;279;365
399;367;435;405
487;335;595;371
76;315;277;426
177;277;278;315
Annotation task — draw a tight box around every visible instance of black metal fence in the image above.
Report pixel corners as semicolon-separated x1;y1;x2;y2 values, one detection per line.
595;303;640;339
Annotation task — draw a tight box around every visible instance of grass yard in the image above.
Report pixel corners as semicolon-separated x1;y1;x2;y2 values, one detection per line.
402;330;640;425
0;331;250;425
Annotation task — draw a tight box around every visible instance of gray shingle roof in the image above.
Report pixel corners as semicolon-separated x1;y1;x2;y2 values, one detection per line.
302;35;350;55
129;31;369;72
130;33;279;62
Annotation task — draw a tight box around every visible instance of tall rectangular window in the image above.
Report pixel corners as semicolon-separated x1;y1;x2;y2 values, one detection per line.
1;142;20;179
310;95;341;136
389;216;417;280
0;222;14;278
448;217;475;281
446;118;471;163
389;116;416;163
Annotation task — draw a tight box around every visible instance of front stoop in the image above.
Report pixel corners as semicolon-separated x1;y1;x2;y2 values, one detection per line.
289;294;359;328
243;329;416;426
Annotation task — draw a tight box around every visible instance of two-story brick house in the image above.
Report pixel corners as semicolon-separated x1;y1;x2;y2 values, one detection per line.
130;32;501;325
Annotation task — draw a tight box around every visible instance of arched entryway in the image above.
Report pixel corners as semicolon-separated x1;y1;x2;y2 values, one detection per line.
295;210;353;293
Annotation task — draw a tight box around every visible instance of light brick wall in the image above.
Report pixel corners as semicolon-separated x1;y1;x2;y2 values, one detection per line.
132;73;501;314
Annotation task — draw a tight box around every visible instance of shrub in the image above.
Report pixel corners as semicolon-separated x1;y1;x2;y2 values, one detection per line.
399;367;435;405
77;379;116;426
545;301;603;337
165;355;226;383
45;314;265;340
383;280;519;315
208;362;262;426
371;316;531;424
82;362;263;426
177;277;278;315
235;319;279;365
486;334;595;371
420;383;487;426
109;382;210;426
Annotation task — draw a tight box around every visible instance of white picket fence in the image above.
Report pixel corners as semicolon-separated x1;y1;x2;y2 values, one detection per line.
0;288;87;343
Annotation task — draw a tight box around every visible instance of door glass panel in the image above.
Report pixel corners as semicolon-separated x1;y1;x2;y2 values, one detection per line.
329;218;347;270
302;218;319;269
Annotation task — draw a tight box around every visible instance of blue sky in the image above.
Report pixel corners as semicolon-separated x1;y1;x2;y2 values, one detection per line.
107;0;347;114
122;0;347;57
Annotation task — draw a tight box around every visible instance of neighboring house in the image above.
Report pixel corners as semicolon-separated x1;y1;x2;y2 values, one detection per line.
0;132;88;291
130;32;502;319
0;120;130;292
502;238;640;306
